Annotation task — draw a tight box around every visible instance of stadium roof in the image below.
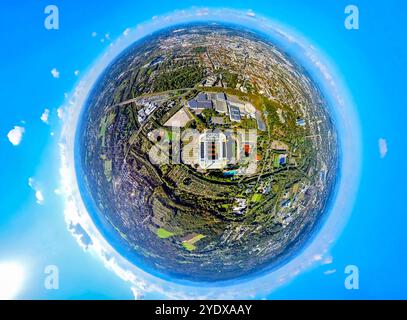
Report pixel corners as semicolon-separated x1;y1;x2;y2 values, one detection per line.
214;100;228;113
229;105;241;121
188;99;213;109
217;92;226;101
196;92;207;101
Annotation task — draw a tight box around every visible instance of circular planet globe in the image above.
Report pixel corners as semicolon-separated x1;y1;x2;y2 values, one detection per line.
76;22;339;282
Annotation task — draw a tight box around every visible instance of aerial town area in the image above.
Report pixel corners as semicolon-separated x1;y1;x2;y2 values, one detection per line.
78;24;338;281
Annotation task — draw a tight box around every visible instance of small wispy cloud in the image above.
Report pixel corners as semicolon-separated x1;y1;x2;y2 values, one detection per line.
130;286;144;300
123;28;131;36
379;138;388;158
51;68;60;79
35;190;44;204
7;126;25;146
68;222;93;250
57;107;64;120
40;108;50;124
74;70;80;76
195;8;209;16
91;31;97;37
322;255;333;265
324;269;337;275
312;254;323;262
28;177;44;205
246;9;256;17
105;33;110;40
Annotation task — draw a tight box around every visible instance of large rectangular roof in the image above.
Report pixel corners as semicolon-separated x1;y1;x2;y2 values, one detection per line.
256;112;266;131
196;92;207;101
229;105;241;121
214;100;228;113
217;92;227;101
197;100;213;109
188;99;213;109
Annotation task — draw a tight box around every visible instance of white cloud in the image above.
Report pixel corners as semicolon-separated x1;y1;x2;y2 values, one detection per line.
324;269;337;275
57;107;64;120
105;33;110;40
246;9;256;17
40;108;50;124
91;31;97;37
68;222;93;250
51;68;60;79
322;255;333;265
7;126;25;146
130;286;144;300
379;138;388;158
123;28;131;36
35;190;44;204
195;8;209;16
28;177;44;205
313;254;323;261
100;38;105;43
74;70;80;76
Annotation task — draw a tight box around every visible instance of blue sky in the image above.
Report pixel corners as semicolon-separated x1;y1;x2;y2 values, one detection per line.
0;0;406;299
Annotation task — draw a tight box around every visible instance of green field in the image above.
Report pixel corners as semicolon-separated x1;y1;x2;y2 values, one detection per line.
156;228;175;239
251;193;263;202
182;242;196;251
273;154;281;168
182;234;206;251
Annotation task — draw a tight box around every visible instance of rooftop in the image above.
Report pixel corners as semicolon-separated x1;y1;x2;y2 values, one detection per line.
229;105;242;122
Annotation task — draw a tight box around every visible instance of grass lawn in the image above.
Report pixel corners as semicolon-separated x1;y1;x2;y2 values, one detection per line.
182;234;206;251
182;242;196;251
251;193;263;202
156;228;175;239
273;155;281;168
